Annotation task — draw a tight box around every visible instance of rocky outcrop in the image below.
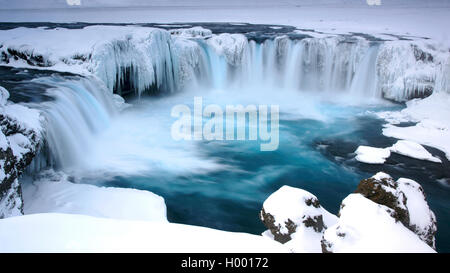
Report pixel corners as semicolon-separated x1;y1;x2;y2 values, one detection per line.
321;194;434;253
261;173;437;253
354;172;410;226
354;172;437;249
259;185;337;252
0;86;42;218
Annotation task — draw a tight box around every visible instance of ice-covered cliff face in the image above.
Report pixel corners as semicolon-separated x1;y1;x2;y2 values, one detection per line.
1;25;449;101
0;86;42;218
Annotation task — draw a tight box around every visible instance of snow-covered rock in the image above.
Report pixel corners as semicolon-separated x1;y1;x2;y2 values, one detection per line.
390;140;441;163
0;26;206;96
321;194;435;253
0;86;9;106
207;33;248;66
22;170;167;223
354;145;391;164
0;86;43;218
396;178;438;248
260;185;337;253
0;213;288;253
354;172;437;248
380;92;450;160
169;27;213;39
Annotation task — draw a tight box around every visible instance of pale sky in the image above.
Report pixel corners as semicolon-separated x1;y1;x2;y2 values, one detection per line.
0;0;445;10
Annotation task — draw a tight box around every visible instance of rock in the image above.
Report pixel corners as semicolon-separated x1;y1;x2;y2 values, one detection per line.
260;185;337;252
0;86;42;218
354;172;437;249
321;194;435;253
169;27;213;39
396;178;437;249
354;172;409;226
207;33;248;66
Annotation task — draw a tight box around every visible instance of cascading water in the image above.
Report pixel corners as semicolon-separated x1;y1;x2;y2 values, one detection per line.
27;76;118;172
14;27;449;252
27;34;386;175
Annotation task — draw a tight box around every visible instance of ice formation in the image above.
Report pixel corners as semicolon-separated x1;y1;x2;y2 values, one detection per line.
1;26;449;101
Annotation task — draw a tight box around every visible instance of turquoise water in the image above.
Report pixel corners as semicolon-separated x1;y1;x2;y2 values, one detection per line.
76;95;449;252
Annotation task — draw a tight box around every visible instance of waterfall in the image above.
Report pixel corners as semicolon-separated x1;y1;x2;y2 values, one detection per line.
22;31;437;174
27;75;118;172
185;35;379;98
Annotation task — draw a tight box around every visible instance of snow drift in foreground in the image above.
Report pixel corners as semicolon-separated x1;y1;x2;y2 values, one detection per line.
1;174;287;253
260;173;436;253
22;170;167;222
0;213;287;253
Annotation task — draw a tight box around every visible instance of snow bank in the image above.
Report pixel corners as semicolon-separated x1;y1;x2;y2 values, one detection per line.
378;92;450;160
321;194;435;253
260;185;337;253
397;178;438;247
390;140;441;163
354;145;391;164
0;213;287;253
22;170;167;222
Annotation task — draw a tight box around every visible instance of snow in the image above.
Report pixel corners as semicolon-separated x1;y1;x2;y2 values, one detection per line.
22;170;168;223
379;92;450;160
396;178;437;247
3;103;43;134
0;1;449;45
0;179;23;219
0;26;204;95
7;133;32;160
376;41;445;102
261;185;337;253
0;86;9;106
322;194;435;253
390;140;441;163
354;145;391;164
169;26;212;39
0;213;288;253
207;33;248;66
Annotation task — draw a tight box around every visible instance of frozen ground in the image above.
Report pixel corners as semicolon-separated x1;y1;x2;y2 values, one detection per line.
0;1;449;44
0;213;288;252
22;170;168;222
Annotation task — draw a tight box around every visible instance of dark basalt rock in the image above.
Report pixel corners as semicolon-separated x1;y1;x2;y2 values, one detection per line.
260;208;296;244
354;175;410;228
259;187;332;245
303;215;325;233
354;174;436;249
2;48;51;67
